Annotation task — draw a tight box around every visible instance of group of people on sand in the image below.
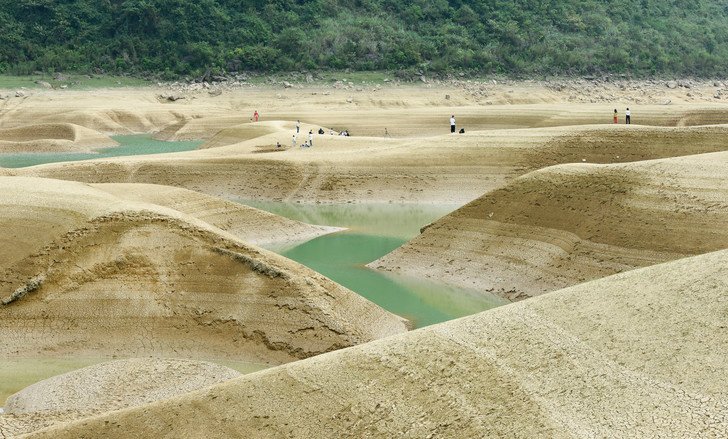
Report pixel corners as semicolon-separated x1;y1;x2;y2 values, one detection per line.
614;108;632;125
448;108;634;133
449;115;465;134
287;119;349;148
250;111;350;149
290;127;313;148
613;108;632;124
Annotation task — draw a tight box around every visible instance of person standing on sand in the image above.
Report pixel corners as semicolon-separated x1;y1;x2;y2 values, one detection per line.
308;130;314;147
450;115;456;133
292;133;297;147
613;109;619;124
625;108;631;124
296;120;300;133
253;110;259;122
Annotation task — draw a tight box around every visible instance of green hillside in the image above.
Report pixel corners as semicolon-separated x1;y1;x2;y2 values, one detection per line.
1;0;726;77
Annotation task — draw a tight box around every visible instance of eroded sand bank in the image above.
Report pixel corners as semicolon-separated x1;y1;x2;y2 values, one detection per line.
373;151;728;300
0;177;407;368
20;250;728;438
0;358;241;437
0;123;118;153
0;83;727;438
2;87;728;204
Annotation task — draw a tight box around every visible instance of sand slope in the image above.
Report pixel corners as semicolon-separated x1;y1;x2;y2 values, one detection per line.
7;123;728;204
373;151;728;300
1;358;240;437
24;250;728;438
0;124;118;153
92;183;340;246
0;177;407;366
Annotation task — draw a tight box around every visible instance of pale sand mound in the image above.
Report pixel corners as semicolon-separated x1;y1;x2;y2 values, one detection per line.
522;124;728;170
22;250;728;438
153;116;244;141
0;358;240;437
200;122;283;148
11;124;728;204
0;124;118;153
0;177;407;366
92;183;340;246
372;151;728;300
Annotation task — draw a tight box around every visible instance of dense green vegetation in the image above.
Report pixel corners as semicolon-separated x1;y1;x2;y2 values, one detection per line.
1;0;727;77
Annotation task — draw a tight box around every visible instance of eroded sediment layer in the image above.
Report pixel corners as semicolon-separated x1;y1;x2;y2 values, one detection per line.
0;358;240;437
0;123;118;153
373;151;728;300
21;250;728;438
4;124;726;205
0;177;407;367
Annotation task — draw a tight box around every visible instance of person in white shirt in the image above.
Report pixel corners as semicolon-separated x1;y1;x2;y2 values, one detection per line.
296;120;300;133
308;130;313;147
292;133;297;147
625;108;631;124
450;115;456;133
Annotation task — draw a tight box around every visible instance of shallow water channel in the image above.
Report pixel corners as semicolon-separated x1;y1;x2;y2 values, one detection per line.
0;134;202;168
238;201;506;328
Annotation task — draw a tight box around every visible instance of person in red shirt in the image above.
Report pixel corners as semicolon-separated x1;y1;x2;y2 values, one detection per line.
253;110;259;122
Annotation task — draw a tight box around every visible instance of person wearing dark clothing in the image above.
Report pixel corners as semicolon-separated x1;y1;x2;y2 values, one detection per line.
625;108;631;124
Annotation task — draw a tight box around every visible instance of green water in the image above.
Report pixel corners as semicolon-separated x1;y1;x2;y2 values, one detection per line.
239;201;506;328
0;134;202;168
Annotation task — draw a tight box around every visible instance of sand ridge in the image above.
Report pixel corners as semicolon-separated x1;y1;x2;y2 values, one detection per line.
0;123;118;153
0;177;407;368
4;122;728;205
91;183;342;246
1;84;728;437
1;358;241;437
372;151;728;300
2;86;728;204
21;250;728;438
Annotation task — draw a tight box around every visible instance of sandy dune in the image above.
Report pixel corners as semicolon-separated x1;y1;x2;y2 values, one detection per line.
22;250;728;438
0;177;407;367
1;358;240;437
3;123;726;205
373;152;728;300
92;183;341;246
2;87;728;203
0;123;118;153
1;84;727;438
3;83;728;135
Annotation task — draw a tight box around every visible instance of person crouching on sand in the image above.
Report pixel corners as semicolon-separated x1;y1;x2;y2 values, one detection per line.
613;109;618;124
